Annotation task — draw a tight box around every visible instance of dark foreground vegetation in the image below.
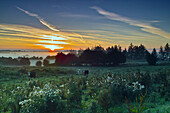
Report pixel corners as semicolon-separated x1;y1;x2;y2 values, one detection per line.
0;65;169;113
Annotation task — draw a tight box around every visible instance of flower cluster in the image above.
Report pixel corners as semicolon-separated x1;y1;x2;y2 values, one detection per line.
28;83;61;97
131;81;145;92
19;99;32;106
13;81;64;113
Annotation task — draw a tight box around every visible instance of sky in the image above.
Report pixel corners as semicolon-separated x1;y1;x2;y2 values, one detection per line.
0;0;170;51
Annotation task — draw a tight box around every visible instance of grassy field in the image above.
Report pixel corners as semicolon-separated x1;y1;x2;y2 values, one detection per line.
0;65;170;113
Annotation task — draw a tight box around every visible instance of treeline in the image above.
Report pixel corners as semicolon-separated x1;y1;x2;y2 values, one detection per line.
0;57;30;66
54;45;126;66
124;43;147;59
159;43;170;60
0;43;169;66
53;43;170;66
124;43;170;60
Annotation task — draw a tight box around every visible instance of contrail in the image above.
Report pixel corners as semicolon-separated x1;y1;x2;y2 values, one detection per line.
91;6;170;39
16;7;60;32
16;6;87;47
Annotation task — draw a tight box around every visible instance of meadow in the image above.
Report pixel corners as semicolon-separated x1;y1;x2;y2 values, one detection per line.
0;65;169;113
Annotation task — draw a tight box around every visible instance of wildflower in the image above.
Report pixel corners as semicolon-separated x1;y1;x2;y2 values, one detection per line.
67;89;70;94
86;81;89;85
122;79;126;82
60;84;64;87
17;86;21;89
140;85;145;90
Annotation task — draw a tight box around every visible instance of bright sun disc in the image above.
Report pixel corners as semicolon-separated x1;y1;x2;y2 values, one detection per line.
36;44;63;51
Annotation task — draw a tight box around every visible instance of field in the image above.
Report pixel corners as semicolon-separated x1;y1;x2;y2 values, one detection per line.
0;65;170;113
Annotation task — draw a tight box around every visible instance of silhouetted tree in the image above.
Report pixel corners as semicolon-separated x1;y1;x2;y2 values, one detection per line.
127;43;147;59
159;46;164;55
128;43;133;55
36;61;42;67
55;52;78;66
152;48;157;57
146;52;157;65
79;48;93;65
118;45;122;52
106;46;126;66
43;59;49;66
20;58;30;66
78;45;126;66
164;43;170;52
55;52;67;66
92;46;105;65
65;53;78;65
123;48;127;54
79;47;101;65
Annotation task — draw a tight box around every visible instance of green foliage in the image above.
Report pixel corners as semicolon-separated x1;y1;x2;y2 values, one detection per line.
0;66;169;113
68;83;82;111
139;72;151;89
124;91;148;113
98;90;111;113
91;102;98;113
110;85;126;105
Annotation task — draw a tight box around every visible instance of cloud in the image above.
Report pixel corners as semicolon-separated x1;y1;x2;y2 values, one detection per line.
41;35;67;40
39;40;68;44
91;6;170;39
0;24;91;50
16;7;60;32
150;20;160;23
1;21;168;50
58;13;90;18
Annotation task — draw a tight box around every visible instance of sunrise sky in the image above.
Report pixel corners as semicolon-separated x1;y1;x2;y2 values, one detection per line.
0;0;170;51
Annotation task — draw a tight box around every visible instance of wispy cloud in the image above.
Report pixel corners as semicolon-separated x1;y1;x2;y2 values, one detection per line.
16;7;60;32
0;23;168;50
91;6;170;39
0;24;90;50
58;13;90;18
39;40;68;44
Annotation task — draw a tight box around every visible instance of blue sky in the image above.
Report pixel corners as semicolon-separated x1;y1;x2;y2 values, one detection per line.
0;0;170;50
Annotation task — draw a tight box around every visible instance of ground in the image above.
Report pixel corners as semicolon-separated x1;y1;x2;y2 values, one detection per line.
0;64;169;113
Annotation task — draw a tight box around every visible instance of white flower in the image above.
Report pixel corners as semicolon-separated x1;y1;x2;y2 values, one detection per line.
19;99;32;105
60;84;65;87
140;85;145;89
17;86;21;89
122;79;126;82
67;89;70;94
19;101;23;105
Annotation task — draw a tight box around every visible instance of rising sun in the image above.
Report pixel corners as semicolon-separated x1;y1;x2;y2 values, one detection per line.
47;45;63;51
36;44;63;51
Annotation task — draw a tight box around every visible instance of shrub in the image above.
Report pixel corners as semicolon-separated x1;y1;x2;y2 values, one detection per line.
68;83;82;111
124;91;148;113
98;90;111;113
36;61;42;67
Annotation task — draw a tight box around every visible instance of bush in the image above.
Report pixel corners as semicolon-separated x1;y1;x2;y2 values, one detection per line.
36;61;42;67
43;59;49;66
